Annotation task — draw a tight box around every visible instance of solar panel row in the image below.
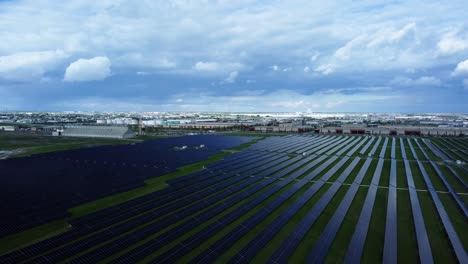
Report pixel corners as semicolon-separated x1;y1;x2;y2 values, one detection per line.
402;158;433;264
346;136;369;157
359;136;376;155
408;140;467;263
369;136;382;156
177;156;342;264
306;158;373;263
294;136;336;154
112;155;326;264
420;139;448;161
70;151;278;229
7;136;330;264
324;137;357;156
400;138;407;160
379;137;389;159
334;137;363;156
25;154;290;263
70;155;318;261
440;138;467;162
446;137;468;149
273;136;319;153
413;139;467;217
445;165;468;189
1;135;465;264
296;136;341;155
438;139;468;161
0;146;269;263
265;157;359;264
0;135;254;238
383;159;397;264
344;158;384;263
231;157;361;263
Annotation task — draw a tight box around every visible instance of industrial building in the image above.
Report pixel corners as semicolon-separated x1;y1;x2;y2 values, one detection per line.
254;124;313;133
0;126;15;132
59;126;135;139
317;126;468;136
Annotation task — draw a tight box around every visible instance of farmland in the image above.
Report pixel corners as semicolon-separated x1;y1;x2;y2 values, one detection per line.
0;134;467;263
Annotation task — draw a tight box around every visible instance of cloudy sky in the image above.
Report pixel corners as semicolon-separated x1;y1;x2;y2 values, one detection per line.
0;0;467;112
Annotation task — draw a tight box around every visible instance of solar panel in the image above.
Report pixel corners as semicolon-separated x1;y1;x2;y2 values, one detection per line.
344;158;384;263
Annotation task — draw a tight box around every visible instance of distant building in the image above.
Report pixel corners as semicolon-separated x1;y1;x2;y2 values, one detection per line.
0;126;15;132
254;125;313;133
317;126;467;136
61;126;135;139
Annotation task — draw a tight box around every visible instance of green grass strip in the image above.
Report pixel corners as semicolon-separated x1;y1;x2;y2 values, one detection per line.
396;189;418;263
417;192;457;263
324;186;368;263
289;185;351;263
361;188;388;263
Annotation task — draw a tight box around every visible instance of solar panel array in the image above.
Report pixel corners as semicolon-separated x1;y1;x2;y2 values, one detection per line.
0;134;466;264
0;135;254;238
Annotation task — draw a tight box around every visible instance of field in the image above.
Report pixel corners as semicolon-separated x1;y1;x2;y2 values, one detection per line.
0;132;139;158
0;134;467;263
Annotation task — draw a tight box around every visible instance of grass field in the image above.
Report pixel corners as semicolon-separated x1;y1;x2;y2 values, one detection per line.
0;132;139;158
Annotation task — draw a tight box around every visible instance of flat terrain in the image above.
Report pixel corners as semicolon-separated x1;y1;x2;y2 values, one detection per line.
0;134;466;263
0;132;139;158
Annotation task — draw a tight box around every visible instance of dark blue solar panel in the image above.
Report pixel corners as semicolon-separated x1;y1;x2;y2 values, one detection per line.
379;137;388;159
230;157;360;263
295;136;337;154
391;137;396;159
413;139;467;217
402;156;433;263
306;158;372;263
369;136;382;156
139;156;331;264
439;138;467;162
409;139;467;263
344;158;384;263
359;136;376;155
22;153;289;263
383;159;397;263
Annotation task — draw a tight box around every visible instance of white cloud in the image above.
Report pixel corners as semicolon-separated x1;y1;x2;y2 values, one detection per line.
303;66;310;73
222;71;239;83
271;100;305;108
367;22;416;48
437;31;468;55
0;1;465;79
335;23;416;61
326;100;345;109
193;61;219;71
270;65;279;71
157;58;177;68
64;56;111;82
136;71;150;76
175;98;184;102
335;35;368;61
389;76;441;87
324;86;392;94
0;50;67;80
452;59;468;76
310;52;320;62
246;79;256;84
327;23;424;72
315;64;334;75
192;61;243;73
118;53;176;69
